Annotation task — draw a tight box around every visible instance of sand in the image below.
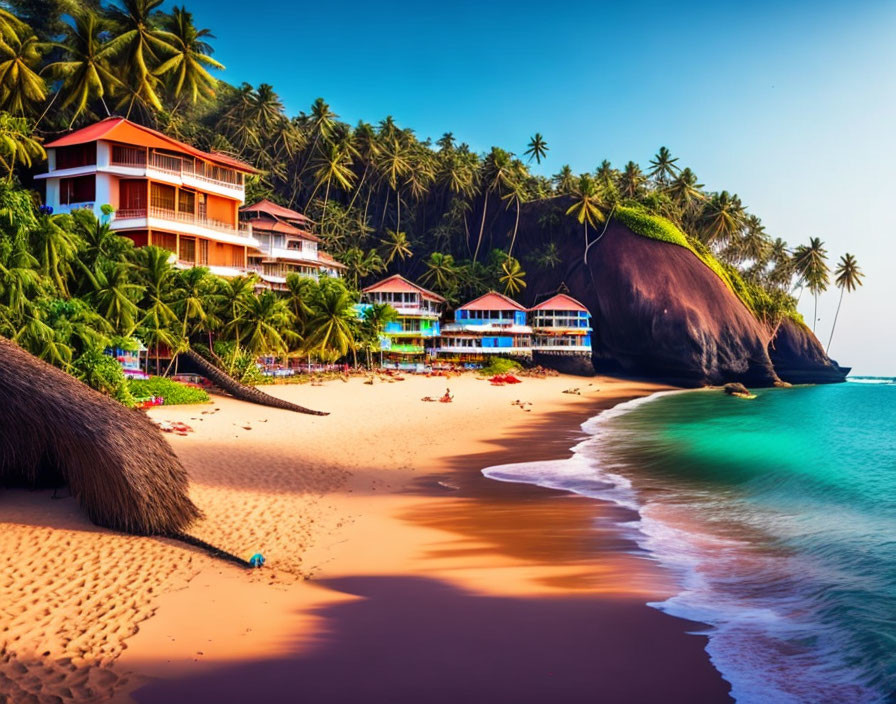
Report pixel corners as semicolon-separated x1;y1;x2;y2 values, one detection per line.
0;372;732;703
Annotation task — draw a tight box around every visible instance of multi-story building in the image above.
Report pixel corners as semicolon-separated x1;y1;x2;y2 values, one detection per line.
36;117;260;277
359;275;445;368
529;294;593;355
240;200;344;288
435;291;533;363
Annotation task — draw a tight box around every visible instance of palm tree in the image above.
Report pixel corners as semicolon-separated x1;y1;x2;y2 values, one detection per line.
699;191;743;246
552;164;575;194
237;289;294;357
419;251;458;294
499;256;526;296
0;33;46;115
155;6;222;105
85;260;143;335
376;136;411;232
133;245;177;372
304;280;356;360
310;140;356;227
31;212;77;294
617;161;646;199
792;237;829;331
524;133;548;164
648;146;680;185
339;247;384;290
826;253;863;353
502;172;528;257
379;229;412;265
105;0;176;114
361;301;398;367
284;272;316;337
474;147;514;262
566;173;605;256
45;10;121;123
667;167;705;220
0;112;44;177
170;265;214;357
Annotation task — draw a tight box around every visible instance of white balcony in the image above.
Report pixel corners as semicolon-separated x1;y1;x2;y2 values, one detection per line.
112;207;259;248
442;323;533;335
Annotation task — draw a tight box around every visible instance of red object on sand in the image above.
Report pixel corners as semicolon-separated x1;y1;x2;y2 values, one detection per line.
489;374;522;385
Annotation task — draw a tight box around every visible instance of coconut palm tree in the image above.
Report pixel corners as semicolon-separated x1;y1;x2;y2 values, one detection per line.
617;161;647;200
284;272;316;337
524;133;549;164
339;246;384;290
0;112;44;177
360;301;398;367
474;147;514;262
105;0;177;114
699;191;743;246
419;251;457;293
792;237;829;331
566;173;605;255
648;146;680;185
499;256;526;296
502;170;528;258
379;229;412;265
45;10;122;123
304;279;356;360
826;253;863;353
236;289;294;357
310;139;356;227
85;260;143;335
0;33;46;115
30;212;77;294
667;167;705;220
155;6;222;105
376;136;412;232
552;164;575;194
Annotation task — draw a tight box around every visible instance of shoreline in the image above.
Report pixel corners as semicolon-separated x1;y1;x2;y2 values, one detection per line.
0;373;732;703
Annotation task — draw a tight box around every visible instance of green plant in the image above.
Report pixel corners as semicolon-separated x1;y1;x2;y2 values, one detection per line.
71;346;135;406
128;376;209;405
480;356;520;376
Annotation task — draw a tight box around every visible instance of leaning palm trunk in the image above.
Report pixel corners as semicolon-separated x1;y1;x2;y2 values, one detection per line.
184;349;328;416
826;288;845;354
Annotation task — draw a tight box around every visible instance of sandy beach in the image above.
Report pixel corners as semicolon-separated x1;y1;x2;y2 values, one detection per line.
0;372;732;703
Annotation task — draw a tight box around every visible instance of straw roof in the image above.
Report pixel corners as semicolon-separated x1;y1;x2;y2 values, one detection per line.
0;338;202;535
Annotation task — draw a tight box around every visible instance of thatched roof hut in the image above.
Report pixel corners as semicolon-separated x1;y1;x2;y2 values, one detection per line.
0;338;202;535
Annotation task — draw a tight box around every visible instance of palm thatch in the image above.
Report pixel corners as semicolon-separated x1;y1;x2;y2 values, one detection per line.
0;338;202;535
184;350;329;416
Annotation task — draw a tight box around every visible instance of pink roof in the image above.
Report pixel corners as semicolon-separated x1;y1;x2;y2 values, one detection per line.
458;291;526;312
44;117;256;173
248;216;320;243
362;274;445;303
240;199;311;224
529;293;590;313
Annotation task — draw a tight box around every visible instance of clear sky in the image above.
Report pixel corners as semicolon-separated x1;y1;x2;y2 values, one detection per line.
186;0;895;375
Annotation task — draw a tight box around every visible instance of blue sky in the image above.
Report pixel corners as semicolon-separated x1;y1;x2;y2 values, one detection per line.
187;0;895;374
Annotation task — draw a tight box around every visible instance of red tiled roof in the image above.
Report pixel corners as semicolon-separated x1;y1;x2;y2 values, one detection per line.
362;274;445;303
44;117;257;173
248;216;320;242
458;291;526;312
529;293;590;313
240;199;311;224
318;252;347;269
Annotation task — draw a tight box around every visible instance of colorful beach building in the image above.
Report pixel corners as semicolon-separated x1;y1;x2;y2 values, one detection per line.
435;291;533;364
529;294;593;356
239;200;345;288
36;117;260;278
359;275;445;368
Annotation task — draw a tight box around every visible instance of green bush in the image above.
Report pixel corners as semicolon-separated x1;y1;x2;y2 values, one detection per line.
480;357;521;376
72;347;135;407
128;376;210;405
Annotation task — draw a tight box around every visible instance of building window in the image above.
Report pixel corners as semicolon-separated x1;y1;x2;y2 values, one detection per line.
150;183;176;211
119;180;145;211
154;232;177;253
230;246;244;268
55;144;96;170
59;175;95;204
178;189;196;215
180;237;196;263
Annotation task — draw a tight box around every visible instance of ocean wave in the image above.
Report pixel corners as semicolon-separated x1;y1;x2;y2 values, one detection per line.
480;388;888;704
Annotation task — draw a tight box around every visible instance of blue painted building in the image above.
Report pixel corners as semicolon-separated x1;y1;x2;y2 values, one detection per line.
435;291;533;362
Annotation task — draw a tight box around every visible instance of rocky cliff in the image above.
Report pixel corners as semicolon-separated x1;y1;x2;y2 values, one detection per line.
498;201;848;386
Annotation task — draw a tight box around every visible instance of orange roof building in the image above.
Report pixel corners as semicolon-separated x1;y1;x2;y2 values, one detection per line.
239;200;344;288
37;117;260;277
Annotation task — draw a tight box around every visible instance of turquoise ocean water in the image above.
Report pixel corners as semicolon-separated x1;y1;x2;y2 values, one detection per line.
484;380;896;703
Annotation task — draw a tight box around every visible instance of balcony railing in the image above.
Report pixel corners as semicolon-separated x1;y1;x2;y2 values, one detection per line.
114;207;251;237
109;149;244;192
